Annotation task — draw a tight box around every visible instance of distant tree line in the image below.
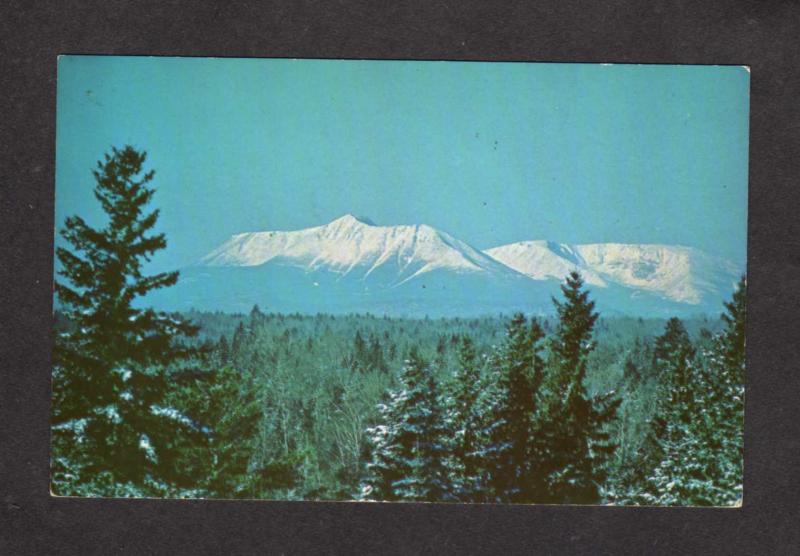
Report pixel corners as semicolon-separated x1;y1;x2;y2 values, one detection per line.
51;146;744;505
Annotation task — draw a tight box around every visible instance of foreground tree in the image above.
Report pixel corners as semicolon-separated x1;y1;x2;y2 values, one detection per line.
52;146;200;496
640;277;746;505
478;314;547;502
539;271;621;504
168;361;263;498
707;276;746;504
444;336;484;500
646;320;696;465
363;348;451;501
622;317;698;502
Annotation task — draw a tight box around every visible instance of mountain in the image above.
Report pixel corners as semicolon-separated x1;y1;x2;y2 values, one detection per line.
201;214;519;284
147;215;743;317
485;240;742;311
152;215;555;316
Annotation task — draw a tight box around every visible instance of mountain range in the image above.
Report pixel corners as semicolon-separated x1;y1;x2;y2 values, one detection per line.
147;214;743;317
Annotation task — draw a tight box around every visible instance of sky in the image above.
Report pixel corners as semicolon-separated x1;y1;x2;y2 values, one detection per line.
55;56;750;271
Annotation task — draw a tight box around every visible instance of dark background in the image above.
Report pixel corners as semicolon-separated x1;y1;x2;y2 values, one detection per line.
1;1;798;553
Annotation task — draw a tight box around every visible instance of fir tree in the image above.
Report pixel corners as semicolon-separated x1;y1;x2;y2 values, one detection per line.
627;318;697;502
363;348;451;501
479;314;547;502
643;278;746;506
539;271;620;504
707;275;745;504
167;363;262;498
231;321;247;356
349;330;368;372
216;335;231;365
445;336;484;500
249;304;267;332
368;334;389;373
51;146;200;496
633;278;745;506
653;318;695;378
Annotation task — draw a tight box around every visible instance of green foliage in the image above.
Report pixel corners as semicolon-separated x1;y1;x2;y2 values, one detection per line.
618;278;746;506
537;272;621;504
363;348;452;501
478;314;547;502
168;362;262;498
443;336;484;500
52;146;201;496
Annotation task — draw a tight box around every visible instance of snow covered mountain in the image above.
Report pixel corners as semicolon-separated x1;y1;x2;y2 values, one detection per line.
153;214;550;316
485;240;742;307
201;214;519;284
148;215;743;317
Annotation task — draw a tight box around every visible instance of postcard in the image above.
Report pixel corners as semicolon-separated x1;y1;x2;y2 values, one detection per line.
52;56;748;505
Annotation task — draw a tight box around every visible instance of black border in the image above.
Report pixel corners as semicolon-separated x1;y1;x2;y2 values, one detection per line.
2;2;800;553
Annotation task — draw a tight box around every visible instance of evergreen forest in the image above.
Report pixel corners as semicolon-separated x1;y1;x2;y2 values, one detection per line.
51;146;745;505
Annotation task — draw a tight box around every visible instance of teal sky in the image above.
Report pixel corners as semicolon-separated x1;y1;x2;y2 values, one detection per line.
55;56;749;271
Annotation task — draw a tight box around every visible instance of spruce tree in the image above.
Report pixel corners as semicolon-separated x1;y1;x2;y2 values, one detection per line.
643;278;746;505
51;146;199;496
445;336;484;500
707;275;745;504
650;318;696;442
202;365;263;497
480;314;547;502
368;334;389;373
635;278;745;506
629;317;697;502
540;271;620;504
166;362;262;498
216;335;231;365
363;348;451;501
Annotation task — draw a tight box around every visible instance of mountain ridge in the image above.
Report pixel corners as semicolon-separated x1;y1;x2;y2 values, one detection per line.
485;239;741;306
148;214;742;317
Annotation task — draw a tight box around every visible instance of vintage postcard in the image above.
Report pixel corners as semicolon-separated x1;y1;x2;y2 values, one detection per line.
52;57;748;504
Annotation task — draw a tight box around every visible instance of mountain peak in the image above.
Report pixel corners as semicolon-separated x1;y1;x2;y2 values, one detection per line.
330;214;376;227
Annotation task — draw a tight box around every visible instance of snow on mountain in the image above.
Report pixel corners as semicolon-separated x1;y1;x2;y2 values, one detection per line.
484;241;608;287
148;215;742;316
486;240;741;305
201;214;518;285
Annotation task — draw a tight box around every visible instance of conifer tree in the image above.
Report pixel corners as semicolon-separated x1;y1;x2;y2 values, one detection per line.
51;146;199;496
249;304;267;331
363;348;451;501
707;275;745;504
540;271;620;504
216;335;231;365
368;334;389;373
627;317;697;502
167;362;262;497
479;314;547;502
650;318;696;435
608;335;655;497
642;278;745;506
445;336;484;500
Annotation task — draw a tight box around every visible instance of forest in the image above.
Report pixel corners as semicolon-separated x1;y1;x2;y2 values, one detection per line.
51;146;744;505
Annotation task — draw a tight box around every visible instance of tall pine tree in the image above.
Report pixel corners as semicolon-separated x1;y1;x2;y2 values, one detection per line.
627;317;697;503
708;275;746;504
540;271;620;504
445;336;484;500
52;146;200;496
363;348;451;501
479;314;547;502
641;278;745;506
